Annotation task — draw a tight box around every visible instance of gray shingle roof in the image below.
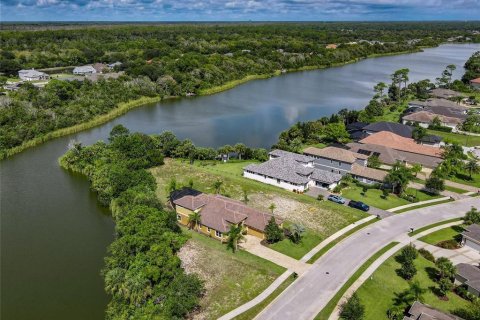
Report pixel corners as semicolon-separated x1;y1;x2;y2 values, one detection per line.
363;121;413;138
311;169;342;184
462;224;480;243
269;149;313;163
406;301;461;320
456;263;480;291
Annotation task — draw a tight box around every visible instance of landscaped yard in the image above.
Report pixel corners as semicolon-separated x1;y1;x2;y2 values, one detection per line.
355;250;472;320
151;159;367;257
179;228;286;320
448;171;480;188
267;228;323;260
340;185;440;210
427;129;480;147
419;225;465;247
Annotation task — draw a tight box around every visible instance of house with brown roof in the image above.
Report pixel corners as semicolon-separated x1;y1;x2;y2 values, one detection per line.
304;146;387;184
347;131;443;169
404;301;461;320
470;78;480;90
171;188;283;241
402;111;463;131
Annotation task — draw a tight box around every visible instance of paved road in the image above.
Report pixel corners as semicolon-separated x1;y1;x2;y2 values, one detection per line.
256;197;480;320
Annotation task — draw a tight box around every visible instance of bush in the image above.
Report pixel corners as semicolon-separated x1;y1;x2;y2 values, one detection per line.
399;244;418;262
398;259;417;280
428;125;453;132
418;248;435;263
317;194;324;201
340;293;365;320
436;239;460;249
455;284;477;302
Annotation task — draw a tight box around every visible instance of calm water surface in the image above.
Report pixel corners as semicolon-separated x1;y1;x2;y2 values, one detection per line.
1;43;479;320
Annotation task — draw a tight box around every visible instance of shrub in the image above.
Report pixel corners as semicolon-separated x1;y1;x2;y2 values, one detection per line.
317;194;324;201
436;239;460;249
399;244;418;262
340;293;365;320
398;259;417;280
418;248;435;263
428;125;453;132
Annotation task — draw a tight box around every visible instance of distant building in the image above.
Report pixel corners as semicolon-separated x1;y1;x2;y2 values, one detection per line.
92;63;108;74
363;121;414;138
325;44;337;49
402;111;463;131
404;301;461;320
429;88;463;99
471;78;480;90
73;65;96;75
18;69;49;81
107;61;122;69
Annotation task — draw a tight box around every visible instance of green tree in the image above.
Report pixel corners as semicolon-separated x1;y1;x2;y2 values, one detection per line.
289;224;305;244
425;176;445;195
367;154;381;169
226;224;245;253
384;162;414;195
399;259;417;280
412;126;427;142
213;180;223;194
324;122;350;143
399;244;418;262
438;277;453;297
435;257;456;280
464;207;480;225
234;143;247;160
188;211;202;232
464;159;480;179
408;280;426;302
340;293;365;320
265;216;284;244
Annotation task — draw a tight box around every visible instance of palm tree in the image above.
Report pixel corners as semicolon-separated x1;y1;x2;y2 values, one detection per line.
226;224;245;253
188;211;202;232
435;257;456;280
408;280;426;303
289;224;305;244
464;159;480;179
268;203;276;215
213;180;223;194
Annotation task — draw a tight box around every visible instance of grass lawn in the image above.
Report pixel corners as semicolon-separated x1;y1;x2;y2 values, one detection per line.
233;273;296;320
427;129;480;147
419;225;465;246
394;198;453;213
151;159;367;243
341;185;440;210
180;228;285;319
315;242;400;320
301;142;327;151
355;250;472;320
267;228;323;260
443;184;469;194
448;171;480;188
409;218;463;237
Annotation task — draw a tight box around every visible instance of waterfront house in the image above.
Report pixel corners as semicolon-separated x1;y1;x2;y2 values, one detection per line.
362;121;414;138
73;65;96;75
455;263;480;297
243;150;342;192
470;78;480;90
304;146;387;184
347;131;443;169
461;224;480;252
171;188;283;241
429;88;463;99
18;69;50;81
402;111;463;131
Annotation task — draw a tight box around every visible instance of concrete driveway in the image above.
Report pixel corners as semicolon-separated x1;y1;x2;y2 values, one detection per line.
306;187;393;219
255;197;480;320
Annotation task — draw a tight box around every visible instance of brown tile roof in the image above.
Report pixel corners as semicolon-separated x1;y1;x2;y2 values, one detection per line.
303;146;368;163
402;111;463;126
359;131;442;158
174;190;282;233
350;164;388;182
470;78;480;84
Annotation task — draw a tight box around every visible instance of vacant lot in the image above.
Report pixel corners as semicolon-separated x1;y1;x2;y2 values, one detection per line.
355;251;472;319
151;159;367;236
179;229;285;320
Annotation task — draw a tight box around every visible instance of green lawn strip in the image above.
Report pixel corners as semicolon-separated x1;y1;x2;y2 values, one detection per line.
341;185;440;210
355;249;472;320
300;143;327;151
418;225;465;245
408;218;463;237
394;198;454;213
314;241;400;320
183;228;286;319
232;274;296;320
306;218;379;264
448;172;480;188
426;129;480;147
267;228;323;260
443;184;470;194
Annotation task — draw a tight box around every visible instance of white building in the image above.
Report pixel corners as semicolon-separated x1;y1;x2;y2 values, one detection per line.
73;65;97;75
18;69;50;81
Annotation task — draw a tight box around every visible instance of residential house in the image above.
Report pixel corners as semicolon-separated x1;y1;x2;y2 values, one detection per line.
92;63;109;74
402;111;463;131
470;78;480;90
404;301;461;320
304;146;387;184
347;131;443;168
325;44;338;49
429;88;463;99
107;61;122;69
455;263;480;297
18;69;49;81
346;122;369;141
243;150;342;192
408;98;467;111
85;72;124;82
73;65;96;75
171;188;283;241
362;121;414;138
461;224;480;252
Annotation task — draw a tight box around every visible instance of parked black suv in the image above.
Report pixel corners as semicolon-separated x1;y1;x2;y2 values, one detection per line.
348;200;370;212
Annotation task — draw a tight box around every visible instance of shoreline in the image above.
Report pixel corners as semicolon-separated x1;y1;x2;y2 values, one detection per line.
0;47;428;160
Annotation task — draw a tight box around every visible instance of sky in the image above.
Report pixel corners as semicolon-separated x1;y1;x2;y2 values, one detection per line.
0;0;479;22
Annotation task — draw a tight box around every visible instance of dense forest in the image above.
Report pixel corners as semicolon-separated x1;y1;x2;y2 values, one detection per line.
59;126;268;319
1;22;480;158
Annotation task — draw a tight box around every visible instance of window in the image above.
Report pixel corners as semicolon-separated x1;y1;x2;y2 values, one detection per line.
176;214;181;221
330;159;333;163
277;179;280;184
207;227;211;232
215;230;222;238
338;161;341;166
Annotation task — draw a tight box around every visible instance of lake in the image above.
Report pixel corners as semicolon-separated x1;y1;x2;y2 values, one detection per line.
1;43;479;320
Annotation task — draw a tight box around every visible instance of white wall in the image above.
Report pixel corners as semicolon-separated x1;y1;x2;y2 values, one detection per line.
243;171;307;192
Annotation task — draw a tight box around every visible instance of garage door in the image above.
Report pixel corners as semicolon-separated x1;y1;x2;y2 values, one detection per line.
466;239;480;253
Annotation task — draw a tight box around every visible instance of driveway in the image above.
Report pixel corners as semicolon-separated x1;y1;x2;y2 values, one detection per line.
412;240;480;265
306;187;393;219
255;197;480;320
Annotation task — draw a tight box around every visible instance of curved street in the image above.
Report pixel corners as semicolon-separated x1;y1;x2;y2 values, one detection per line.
255;197;480;320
